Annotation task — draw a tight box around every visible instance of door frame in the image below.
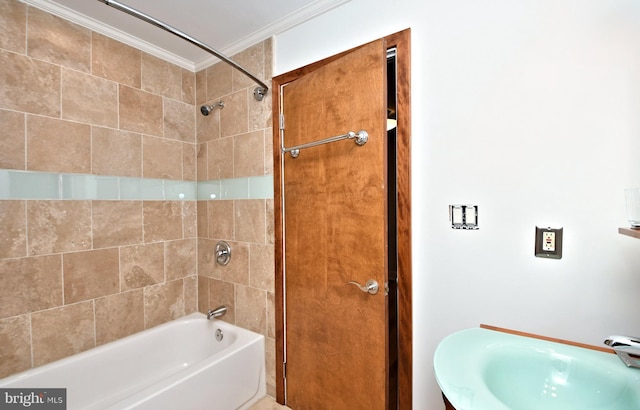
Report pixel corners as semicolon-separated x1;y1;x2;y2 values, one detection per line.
272;29;412;409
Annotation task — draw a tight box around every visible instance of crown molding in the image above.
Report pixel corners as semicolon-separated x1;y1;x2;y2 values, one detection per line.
20;0;351;72
193;0;351;71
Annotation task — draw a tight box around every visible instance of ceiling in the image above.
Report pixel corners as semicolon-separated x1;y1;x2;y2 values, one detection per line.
23;0;350;71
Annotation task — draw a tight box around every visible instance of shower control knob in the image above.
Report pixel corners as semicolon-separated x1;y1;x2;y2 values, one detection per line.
348;279;379;295
215;241;232;266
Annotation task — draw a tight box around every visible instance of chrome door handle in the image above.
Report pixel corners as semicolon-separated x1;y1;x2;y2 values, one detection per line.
348;279;379;295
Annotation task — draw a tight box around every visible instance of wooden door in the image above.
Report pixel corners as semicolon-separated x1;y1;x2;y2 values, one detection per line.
279;39;388;409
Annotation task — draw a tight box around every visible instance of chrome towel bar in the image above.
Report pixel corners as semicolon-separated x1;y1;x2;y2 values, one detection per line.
283;130;368;158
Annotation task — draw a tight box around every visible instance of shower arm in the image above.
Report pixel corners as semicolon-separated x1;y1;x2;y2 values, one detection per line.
97;0;269;101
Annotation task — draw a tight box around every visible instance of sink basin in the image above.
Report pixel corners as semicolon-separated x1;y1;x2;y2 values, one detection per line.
434;328;640;410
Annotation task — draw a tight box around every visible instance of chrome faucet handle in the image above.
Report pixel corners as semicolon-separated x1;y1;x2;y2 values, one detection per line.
348;279;379;295
604;335;640;348
604;335;640;369
215;241;231;266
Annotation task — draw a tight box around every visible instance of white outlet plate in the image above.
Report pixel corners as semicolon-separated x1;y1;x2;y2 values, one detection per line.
535;227;563;259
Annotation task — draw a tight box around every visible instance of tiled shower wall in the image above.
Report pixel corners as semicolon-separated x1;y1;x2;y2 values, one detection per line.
195;40;276;395
0;0;275;393
0;0;198;377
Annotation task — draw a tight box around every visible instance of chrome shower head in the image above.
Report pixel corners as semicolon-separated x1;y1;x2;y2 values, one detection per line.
200;101;224;116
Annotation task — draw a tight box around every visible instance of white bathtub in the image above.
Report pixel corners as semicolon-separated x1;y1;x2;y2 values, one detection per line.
0;313;266;410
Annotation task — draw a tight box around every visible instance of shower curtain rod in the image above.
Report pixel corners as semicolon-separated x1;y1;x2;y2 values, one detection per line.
97;0;269;101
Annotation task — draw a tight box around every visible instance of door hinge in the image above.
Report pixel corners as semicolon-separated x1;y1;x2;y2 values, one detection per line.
283;361;287;379
279;114;285;130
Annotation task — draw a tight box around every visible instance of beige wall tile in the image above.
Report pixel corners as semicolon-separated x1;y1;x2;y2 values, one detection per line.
266;199;274;245
63;248;119;304
27;116;90;173
208;200;234;239
95;289;144;345
27;201;91;255
61;68;117;127
263;38;273;81
119;85;163;136
182;201;198;238
164;98;196;143
144;280;184;328
250;244;275;292
120;243;164;291
0;201;26;259
218;240;249;286
31;301;95;367
142;136;183;180
267;292;275;339
265;337;276;397
0;109;25;170
143;201;183;242
196;143;208;181
164;238;197;281
184;276;198;314
235;130;265;177
232;42;266;92
183;142;197;181
0;0;26;54
91;127;142;177
27;7;90;72
0;315;31;378
0;255;62;319
92;201;143;249
195;69;207;105
207;138;234;180
197;275;209;313
141;53;181;101
197;104;221;143
206;62;232;101
0;50;60;117
91;33;141;88
181;69;196;105
208;279;235;323
264;128;274;176
235;285;266;334
197;201;208;237
220;90;248;138
197;238;219;279
235;199;266;243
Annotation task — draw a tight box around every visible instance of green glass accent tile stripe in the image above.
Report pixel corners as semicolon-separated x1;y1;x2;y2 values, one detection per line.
0;170;273;200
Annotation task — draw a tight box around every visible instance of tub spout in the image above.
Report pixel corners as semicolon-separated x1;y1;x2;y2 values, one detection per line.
207;306;227;320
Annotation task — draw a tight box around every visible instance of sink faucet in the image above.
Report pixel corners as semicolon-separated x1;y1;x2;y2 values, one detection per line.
604;335;640;368
207;305;227;320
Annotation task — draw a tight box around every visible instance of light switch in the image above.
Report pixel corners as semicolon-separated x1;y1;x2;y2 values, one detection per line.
450;205;478;230
465;205;477;228
451;205;464;226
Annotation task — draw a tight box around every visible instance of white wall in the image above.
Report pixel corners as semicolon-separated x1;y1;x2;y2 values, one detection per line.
274;0;640;408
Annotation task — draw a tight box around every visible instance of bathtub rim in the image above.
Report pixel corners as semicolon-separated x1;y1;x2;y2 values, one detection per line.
0;312;264;386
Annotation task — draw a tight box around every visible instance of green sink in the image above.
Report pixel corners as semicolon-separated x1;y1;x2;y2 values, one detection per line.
434;328;640;409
